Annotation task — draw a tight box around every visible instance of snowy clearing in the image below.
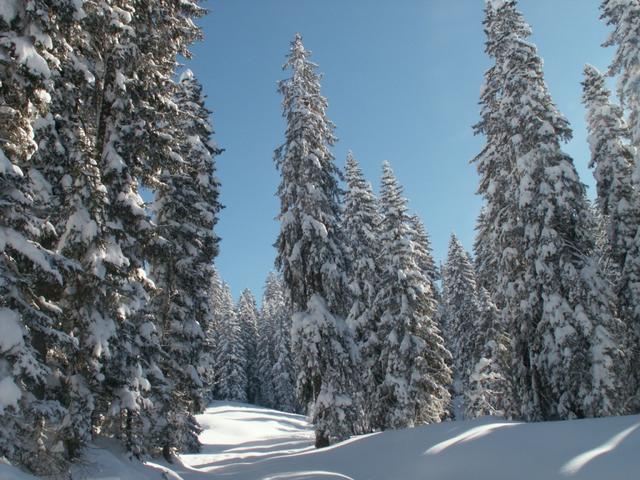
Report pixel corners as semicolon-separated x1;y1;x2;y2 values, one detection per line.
5;401;640;480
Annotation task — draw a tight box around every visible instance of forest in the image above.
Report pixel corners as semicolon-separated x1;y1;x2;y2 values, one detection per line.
2;0;640;478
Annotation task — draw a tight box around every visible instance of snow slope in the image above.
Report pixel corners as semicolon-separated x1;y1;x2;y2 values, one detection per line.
5;401;640;479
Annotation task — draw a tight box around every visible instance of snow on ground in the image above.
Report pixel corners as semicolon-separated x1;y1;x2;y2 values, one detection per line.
6;401;640;479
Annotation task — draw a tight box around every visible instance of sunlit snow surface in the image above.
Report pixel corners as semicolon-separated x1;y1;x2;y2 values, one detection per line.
6;401;640;479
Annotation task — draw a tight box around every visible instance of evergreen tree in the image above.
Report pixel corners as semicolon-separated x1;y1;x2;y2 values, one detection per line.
472;1;528;309
202;266;224;402
464;287;511;419
32;10;113;460
582;65;640;406
262;273;297;412
215;283;247;402
236;289;260;404
86;1;157;452
0;0;78;472
441;234;479;418
149;69;221;457
342;151;380;431
372;162;451;429
274;34;356;447
582;64;638;273
409;215;440;301
477;0;625;420
601;0;640;181
3;0;214;469
70;0;206;456
256;284;277;408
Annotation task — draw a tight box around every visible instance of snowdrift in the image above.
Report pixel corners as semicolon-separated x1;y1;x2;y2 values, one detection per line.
6;401;640;479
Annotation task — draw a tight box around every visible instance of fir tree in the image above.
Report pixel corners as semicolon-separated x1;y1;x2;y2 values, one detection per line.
441;234;479;418
582;65;638;273
601;0;640;180
464;287;511;419
582;65;640;408
274;34;356;447
472;1;528;308
215;283;248;402
409;215;440;301
0;0;78;472
32;11;112;459
256;290;277;408
236;289;260;404
202;266;225;402
262;273;297;412
477;0;625;420
75;0;206;456
149;69;221;457
342;151;380;431
372;162;451;429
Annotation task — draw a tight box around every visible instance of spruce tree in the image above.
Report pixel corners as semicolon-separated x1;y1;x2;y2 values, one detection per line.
256;286;277;408
477;0;625;420
256;272;291;410
602;0;640;178
236;289;260;404
582;66;640;403
472;1;528;308
87;2;157;453
274;34;356;447
465;287;511;419
342;151;380;431
149;69;221;457
0;1;78;472
410;215;440;300
3;0;215;468
71;0;206;456
202;267;224;402
262;273;297;412
441;234;479;418
215;283;248;402
582;65;638;273
372;162;451;429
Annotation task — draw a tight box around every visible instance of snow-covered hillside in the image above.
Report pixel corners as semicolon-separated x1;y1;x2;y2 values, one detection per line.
4;401;640;480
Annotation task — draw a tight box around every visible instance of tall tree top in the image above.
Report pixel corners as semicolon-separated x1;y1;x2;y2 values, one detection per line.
344;151;379;245
379;161;408;222
274;33;346;314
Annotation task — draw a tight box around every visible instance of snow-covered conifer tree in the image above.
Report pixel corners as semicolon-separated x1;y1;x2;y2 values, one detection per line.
149;69;221;456
215;283;248;402
372;162;451;429
70;0;208;456
441;234;479;418
236;289;260;404
582;64;638;270
477;0;625;420
256;313;276;408
472;2;528;307
409;215;440;301
602;0;640;177
582;62;640;408
0;1;78;472
274;34;356;447
3;0;215;467
260;273;297;412
342;151;380;431
464;287;511;419
442;234;510;419
202;267;224;402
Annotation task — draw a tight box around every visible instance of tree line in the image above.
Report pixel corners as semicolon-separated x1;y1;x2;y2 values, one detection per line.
272;0;640;447
1;0;221;473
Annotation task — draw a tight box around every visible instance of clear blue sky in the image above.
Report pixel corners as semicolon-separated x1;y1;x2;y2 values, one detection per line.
185;0;615;301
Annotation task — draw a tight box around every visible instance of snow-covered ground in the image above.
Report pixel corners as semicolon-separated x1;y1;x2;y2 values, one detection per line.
3;401;640;479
